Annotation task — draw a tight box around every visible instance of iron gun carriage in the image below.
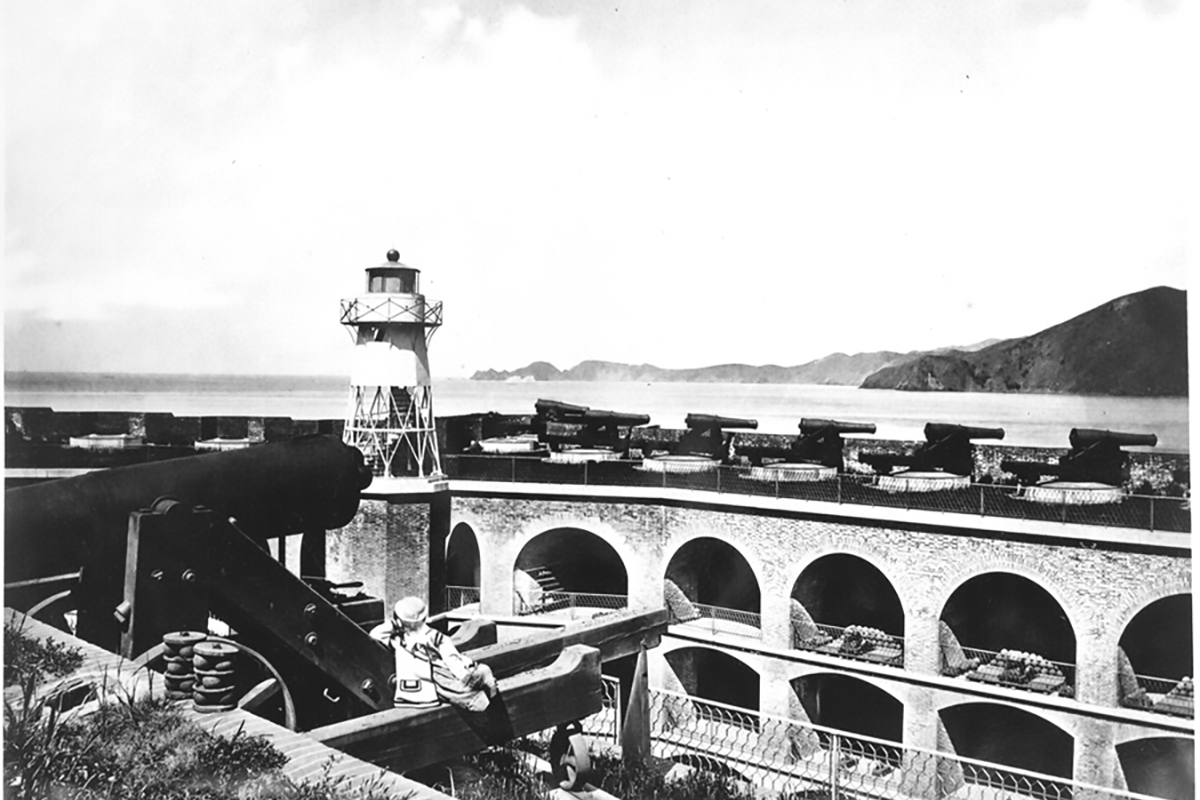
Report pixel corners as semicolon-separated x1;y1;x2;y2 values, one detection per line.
1002;428;1157;487
668;413;759;463
739;418;877;471
861;422;1004;478
532;398;651;454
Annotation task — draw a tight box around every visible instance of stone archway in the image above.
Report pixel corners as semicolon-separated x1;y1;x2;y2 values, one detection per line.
664;536;760;616
940;702;1074;785
1117;737;1194;800
940;571;1076;667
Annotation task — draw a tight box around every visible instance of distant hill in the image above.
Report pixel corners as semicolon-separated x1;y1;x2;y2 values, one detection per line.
860;286;1187;396
471;350;912;385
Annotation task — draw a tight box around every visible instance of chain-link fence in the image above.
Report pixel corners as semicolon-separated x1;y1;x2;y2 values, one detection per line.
644;688;1166;800
444;585;481;611
443;455;1190;533
514;590;629;619
679;602;763;639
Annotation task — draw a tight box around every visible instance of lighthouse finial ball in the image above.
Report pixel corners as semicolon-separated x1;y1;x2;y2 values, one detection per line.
386;249;400;262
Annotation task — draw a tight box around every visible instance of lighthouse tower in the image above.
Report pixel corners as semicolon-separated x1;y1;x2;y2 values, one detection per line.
341;249;443;478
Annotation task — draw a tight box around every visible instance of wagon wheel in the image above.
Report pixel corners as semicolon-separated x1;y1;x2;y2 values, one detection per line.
549;720;592;790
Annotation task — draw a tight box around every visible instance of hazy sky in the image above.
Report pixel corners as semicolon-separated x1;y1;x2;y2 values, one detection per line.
4;0;1192;378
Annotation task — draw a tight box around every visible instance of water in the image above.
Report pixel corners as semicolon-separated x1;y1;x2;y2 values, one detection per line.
4;372;1189;451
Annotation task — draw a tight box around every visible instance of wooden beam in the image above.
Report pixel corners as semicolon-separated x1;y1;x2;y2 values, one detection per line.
471;609;668;679
307;644;601;772
448;618;497;651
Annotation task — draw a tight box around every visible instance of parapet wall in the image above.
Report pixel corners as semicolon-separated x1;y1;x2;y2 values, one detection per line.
7;407;1188;493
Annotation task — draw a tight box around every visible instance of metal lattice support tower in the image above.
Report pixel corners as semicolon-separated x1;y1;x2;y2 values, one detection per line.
343;384;440;478
341;250;444;480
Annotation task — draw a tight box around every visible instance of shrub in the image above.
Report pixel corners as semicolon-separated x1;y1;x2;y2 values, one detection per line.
4;619;84;688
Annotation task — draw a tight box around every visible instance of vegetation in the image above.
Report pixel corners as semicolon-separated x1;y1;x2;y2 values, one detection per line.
4;617;85;688
3;619;404;800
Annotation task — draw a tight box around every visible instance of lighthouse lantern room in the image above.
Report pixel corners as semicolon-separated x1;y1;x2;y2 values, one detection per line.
341;249;443;478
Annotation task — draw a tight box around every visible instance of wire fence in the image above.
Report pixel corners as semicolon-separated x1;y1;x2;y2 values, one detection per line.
444;585;481;611
643;688;1167;800
514;590;629;619
794;622;906;668
679;602;763;639
443;455;1191;534
579;674;623;744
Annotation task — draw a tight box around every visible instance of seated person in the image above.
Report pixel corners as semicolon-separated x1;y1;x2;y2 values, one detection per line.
371;596;498;712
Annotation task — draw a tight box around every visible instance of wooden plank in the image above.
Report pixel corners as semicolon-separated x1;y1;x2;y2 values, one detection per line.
448;617;497;651
308;644;602;771
472;609;668;679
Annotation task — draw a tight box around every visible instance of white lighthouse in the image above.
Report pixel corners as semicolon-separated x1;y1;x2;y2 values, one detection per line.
341;249;443;479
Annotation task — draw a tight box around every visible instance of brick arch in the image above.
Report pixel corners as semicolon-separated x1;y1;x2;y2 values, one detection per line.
656;638;765;677
1105;579;1193;655
935;697;1076;738
659;526;770;599
788;667;908;705
448;510;497;578
445;519;476;558
784;546;910;622
506;516;639;578
936;562;1084;638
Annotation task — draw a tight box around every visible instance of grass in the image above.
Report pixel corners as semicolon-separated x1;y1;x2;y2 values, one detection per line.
3;618;409;800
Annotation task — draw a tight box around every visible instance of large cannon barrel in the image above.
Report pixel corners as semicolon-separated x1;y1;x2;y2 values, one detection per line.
5;435;373;583
924;422;1005;442
582;410;652;427
799;418;877;436
1069;428;1158;449
685;413;759;430
534;398;590;419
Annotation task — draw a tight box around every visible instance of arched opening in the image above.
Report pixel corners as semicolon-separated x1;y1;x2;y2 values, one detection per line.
791;554;904;664
1119;595;1193;713
664;537;760;627
940;573;1075;689
1117;737;1195;800
445;523;480;606
940;704;1073;787
514;527;627;615
791;674;902;767
665;647;760;725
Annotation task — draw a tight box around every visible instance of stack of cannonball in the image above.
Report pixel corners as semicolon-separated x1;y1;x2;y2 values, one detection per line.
192;641;239;713
161;631;206;701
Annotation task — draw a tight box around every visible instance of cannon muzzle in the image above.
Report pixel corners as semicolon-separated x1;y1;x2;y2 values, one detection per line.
685;414;758;431
1069;428;1158;449
799;418;877;436
924;423;1005;442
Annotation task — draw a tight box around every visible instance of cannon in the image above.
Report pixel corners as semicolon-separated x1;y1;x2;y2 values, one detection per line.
860;422;1005;478
1002;428;1157;487
5;435;373;655
532;399;651;454
674;413;759;463
738;418;877;471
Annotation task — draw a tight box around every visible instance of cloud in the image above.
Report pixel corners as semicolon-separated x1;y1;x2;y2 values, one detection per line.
4;0;1191;375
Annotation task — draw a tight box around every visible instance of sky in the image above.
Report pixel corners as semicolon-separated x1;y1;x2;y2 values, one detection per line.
3;0;1194;378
